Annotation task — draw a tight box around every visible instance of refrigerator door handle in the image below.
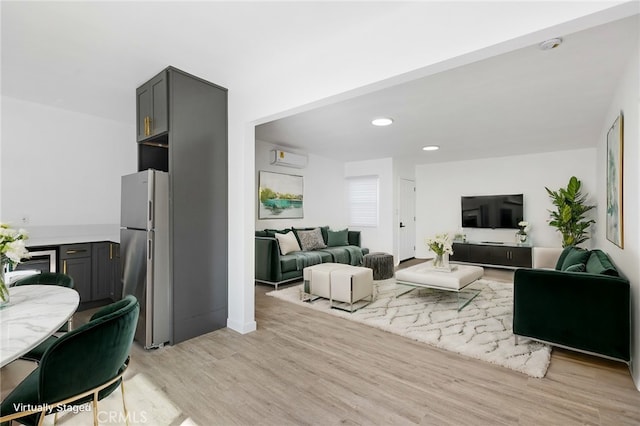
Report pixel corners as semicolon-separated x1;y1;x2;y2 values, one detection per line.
148;200;153;227
145;231;154;348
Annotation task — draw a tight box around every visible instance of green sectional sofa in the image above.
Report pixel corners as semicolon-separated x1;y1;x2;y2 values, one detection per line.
513;247;630;362
255;226;369;289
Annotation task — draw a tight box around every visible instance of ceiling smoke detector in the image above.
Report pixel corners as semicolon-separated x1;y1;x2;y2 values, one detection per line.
539;37;563;51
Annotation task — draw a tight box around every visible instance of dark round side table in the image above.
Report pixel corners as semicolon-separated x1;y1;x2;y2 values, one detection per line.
363;252;394;280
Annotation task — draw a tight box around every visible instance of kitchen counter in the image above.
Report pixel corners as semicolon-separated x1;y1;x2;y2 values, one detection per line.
24;224;120;247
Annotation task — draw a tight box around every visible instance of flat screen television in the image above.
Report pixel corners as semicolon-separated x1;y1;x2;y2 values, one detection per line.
461;194;523;229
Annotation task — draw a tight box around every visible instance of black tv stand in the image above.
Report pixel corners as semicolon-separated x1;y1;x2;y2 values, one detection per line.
450;241;532;269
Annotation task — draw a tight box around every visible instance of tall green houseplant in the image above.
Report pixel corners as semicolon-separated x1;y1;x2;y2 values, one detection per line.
545;176;596;247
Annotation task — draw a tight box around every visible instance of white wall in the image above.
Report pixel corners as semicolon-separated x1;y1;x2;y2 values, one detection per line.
255;140;346;231
229;4;635;334
593;45;640;389
1;96;136;229
1;2;632;337
415;149;597;258
344;158;394;256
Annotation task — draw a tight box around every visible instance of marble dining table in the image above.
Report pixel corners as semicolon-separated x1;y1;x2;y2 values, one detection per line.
0;284;80;368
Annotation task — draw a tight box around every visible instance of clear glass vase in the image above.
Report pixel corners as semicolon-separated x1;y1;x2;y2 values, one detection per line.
0;257;10;308
433;253;449;269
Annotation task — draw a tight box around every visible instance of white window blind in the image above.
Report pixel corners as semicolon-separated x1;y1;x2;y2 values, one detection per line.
348;176;379;227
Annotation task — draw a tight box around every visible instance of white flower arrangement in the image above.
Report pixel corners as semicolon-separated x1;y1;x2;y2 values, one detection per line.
425;233;453;256
1;223;30;264
517;221;531;235
1;222;30;303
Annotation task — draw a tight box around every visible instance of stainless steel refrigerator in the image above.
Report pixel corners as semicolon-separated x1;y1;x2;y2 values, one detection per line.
120;169;171;349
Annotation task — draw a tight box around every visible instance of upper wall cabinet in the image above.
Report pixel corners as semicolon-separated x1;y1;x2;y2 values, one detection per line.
135;66;228;346
136;71;169;143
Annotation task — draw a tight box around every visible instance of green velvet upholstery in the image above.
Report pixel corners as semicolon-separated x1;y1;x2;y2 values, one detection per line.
0;296;139;426
554;246;574;270
255;228;368;287
513;259;630;362
13;272;74;289
559;246;590;271
13;273;75;362
327;229;349;247
564;263;585;273
586;249;620;276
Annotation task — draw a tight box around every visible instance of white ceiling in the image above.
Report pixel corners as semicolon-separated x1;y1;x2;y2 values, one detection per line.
256;15;639;165
1;2;637;169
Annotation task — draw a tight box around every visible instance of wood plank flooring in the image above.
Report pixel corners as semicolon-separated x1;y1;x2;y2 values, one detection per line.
3;263;640;425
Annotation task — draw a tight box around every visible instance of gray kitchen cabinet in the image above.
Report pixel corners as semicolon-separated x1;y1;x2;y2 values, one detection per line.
92;242;120;302
111;243;121;301
60;242;121;307
60;244;92;303
136;66;228;345
136;71;168;143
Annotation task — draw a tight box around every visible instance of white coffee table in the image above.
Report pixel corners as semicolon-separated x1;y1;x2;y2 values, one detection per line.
394;261;484;311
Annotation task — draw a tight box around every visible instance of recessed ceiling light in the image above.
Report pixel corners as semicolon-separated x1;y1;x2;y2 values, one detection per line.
539;37;563;50
371;117;393;127
422;145;440;151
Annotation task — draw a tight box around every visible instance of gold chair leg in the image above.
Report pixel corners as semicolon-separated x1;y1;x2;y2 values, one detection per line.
121;381;130;426
93;391;99;426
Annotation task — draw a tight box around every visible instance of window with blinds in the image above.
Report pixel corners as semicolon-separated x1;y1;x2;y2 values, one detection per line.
347;176;379;227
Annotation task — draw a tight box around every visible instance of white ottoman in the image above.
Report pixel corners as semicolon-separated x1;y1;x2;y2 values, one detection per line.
395;262;483;291
303;263;351;299
330;266;374;311
394;262;484;311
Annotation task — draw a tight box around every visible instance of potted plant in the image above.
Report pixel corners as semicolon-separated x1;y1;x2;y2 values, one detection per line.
545;176;596;247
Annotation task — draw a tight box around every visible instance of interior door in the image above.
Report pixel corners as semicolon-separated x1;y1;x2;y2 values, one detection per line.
399;179;416;261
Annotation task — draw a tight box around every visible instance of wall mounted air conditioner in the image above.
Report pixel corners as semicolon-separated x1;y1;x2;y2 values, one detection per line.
270;150;307;168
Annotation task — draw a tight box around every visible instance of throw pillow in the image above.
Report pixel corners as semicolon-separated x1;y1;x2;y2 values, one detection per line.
327;229;349;247
264;229;290;238
565;263;586;273
275;231;301;255
554;246;574;270
297;228;327;251
560;247;590;271
585;249;619;276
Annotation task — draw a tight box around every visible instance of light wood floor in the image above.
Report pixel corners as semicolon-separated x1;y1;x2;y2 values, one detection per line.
3;263;640;425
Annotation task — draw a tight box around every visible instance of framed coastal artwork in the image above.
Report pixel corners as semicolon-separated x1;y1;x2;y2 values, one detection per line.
258;171;304;219
606;112;624;248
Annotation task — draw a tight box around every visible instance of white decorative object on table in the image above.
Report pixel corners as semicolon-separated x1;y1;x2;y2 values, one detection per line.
425;233;453;270
0;223;31;307
516;221;531;244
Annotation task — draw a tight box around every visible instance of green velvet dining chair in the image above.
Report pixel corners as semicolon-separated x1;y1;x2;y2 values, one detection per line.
0;295;139;426
12;272;75;362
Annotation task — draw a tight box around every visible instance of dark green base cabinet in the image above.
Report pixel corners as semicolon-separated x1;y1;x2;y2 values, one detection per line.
60;242;120;309
450;242;532;268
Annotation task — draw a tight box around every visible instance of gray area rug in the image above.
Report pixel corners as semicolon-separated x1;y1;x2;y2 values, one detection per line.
267;278;551;378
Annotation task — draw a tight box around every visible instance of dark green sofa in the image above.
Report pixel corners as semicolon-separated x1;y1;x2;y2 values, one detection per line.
255;227;369;289
513;247;630;362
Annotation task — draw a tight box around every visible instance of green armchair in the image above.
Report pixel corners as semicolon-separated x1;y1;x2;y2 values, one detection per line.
13;272;75;362
0;295;139;426
12;272;74;289
513;248;630;362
